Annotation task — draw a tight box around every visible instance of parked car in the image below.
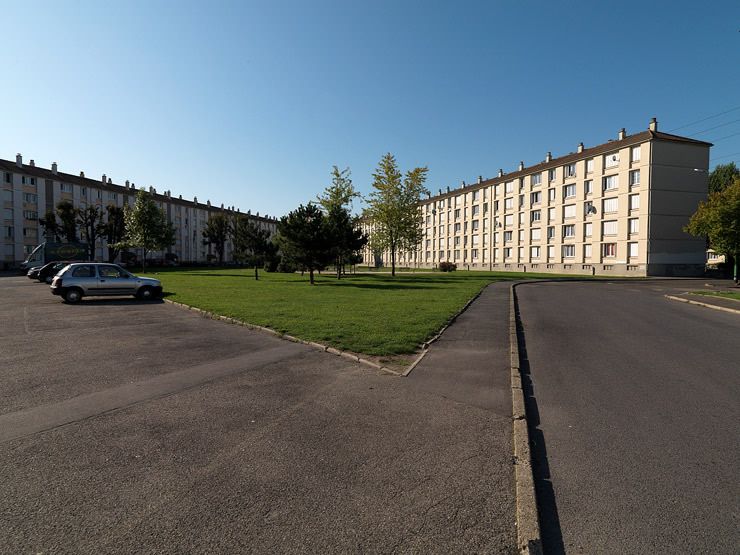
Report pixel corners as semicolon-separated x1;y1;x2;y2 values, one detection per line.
50;263;163;303
36;260;84;284
26;266;44;280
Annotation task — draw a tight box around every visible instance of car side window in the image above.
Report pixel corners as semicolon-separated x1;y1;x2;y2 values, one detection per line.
99;266;125;278
72;265;94;278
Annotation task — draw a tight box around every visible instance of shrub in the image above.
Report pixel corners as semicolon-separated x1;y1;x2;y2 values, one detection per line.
439;261;457;272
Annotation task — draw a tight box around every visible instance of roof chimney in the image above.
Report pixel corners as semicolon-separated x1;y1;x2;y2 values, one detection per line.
29;159;35;167
498;169;504;177
194;196;198;204
102;174;106;183
545;152;552;163
477;175;482;184
446;186;450;193
108;178;112;184
438;189;442;196
460;181;465;189
618;128;626;140
15;153;22;167
649;117;658;132
52;162;58;175
518;161;524;171
125;180;130;188
80;171;85;178
207;200;211;206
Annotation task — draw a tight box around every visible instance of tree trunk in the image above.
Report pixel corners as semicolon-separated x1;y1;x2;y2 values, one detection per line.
391;249;396;277
734;250;738;284
142;249;147;273
309;269;315;285
336;255;341;280
255;264;259;281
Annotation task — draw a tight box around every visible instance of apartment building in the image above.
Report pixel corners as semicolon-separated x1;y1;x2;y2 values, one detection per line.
1;155;277;268
363;118;711;277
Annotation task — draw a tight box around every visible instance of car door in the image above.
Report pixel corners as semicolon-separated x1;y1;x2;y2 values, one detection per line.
70;264;98;294
97;265;137;296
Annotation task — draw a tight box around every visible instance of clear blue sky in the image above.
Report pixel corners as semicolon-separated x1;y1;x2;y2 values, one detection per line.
2;0;739;217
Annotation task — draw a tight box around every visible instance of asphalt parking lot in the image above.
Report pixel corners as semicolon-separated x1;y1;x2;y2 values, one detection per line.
0;276;516;553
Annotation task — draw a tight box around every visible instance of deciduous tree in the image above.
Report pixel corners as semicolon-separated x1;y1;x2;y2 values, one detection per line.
76;205;106;261
39;209;61;242
709;162;740;194
105;205;126;263
202;213;231;264
365;153;428;276
233;216;275;280
117;190;175;272
276;204;331;285
685;177;740;283
56;200;78;242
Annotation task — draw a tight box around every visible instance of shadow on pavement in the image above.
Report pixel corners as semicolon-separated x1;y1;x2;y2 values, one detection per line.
515;293;566;555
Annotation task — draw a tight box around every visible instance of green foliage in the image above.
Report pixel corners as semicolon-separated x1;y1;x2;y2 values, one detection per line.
202;213;232;264
365;153;428;276
117;190;175;271
232;215;276;280
709;162;740;194
39;209;61;242
316;166;361;213
76;205;106;261
105;205;126;263
56;200;78;242
439;261;457;272
276;204;331;284
685;177;740;282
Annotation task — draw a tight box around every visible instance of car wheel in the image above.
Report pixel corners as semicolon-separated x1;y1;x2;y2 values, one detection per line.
137;286;154;300
64;288;83;304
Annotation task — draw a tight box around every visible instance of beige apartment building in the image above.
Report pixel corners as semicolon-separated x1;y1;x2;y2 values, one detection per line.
1;155;276;268
364;118;711;277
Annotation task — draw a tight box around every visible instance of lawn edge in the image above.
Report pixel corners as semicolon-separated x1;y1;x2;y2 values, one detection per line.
664;294;740;315
163;299;400;375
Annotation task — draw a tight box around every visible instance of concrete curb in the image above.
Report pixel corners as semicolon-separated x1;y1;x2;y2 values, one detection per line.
510;285;543;555
163;299;398;375
401;286;486;377
664;294;740;315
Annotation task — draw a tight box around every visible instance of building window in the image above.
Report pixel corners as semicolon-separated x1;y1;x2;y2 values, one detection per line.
584;244;592;258
563;184;576;198
454;236;461;247
584;222;593;237
531;228;541;241
563;224;575;238
23;193;37;203
504;231;513;242
602;243;617;257
518;212;525;226
603;175;618;191
531;173;542;186
548;207;556;222
531;210;541;223
518;246;525;259
110;192;118;200
454;222;461;233
472;248;479;259
60;183;73;193
629;194;640;211
584;201;594;216
602;220;618;236
5;226;13;238
519;194;525;208
547;226;555;240
629;218;639;235
472;190;480;202
471;220;480;231
629;170;640;187
505;181;514;194
23;227;38;239
563;204;576;219
23;210;38;220
472;205;480;217
603;197;618;213
531;246;540;258
453;209;460;220
604;152;619;168
585;180;593;195
548;188;556;202
564;163;576;178
504;247;512;258
586;159;594;174
547;245;555;259
3;208;13;220
562;244;575;257
631;146;641;163
531;191;541;205
548;169;556;182
504;197;513;210
3;173;10;183
21;176;26;184
628;242;639;258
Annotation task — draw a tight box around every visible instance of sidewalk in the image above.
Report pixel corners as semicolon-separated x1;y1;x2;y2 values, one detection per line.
667;291;740;314
407;281;516;544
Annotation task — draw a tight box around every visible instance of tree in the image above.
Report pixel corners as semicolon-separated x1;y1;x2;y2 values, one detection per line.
105;205;126;263
317;166;367;279
709;162;740;194
117;190;176;272
685;177;740;283
56;200;78;242
233;216;275;280
39;209;61;242
276;204;331;285
202;213;231;264
365;153;428;276
76;205;106;261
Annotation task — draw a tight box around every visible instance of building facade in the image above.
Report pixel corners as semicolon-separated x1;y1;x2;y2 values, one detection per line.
1;155;277;268
363;119;711;276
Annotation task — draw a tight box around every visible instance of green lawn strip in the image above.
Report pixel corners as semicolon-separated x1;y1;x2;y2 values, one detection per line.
691;291;740;302
154;268;591;356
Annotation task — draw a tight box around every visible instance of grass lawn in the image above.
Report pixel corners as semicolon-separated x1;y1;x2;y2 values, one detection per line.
152;268;587;356
692;291;740;302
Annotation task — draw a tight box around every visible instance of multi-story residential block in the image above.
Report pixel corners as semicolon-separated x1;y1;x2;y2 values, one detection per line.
362;118;711;276
1;155;277;268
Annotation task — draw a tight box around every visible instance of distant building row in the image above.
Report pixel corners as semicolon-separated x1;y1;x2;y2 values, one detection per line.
362;118;712;277
0;155;277;268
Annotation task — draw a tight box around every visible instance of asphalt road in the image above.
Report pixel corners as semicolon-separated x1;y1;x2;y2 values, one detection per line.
0;276;516;553
516;280;740;554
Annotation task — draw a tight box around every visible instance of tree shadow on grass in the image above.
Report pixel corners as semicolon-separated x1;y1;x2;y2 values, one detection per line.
315;281;432;290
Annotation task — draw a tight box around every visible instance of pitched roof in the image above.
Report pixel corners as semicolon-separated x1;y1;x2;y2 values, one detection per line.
425;129;712;203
